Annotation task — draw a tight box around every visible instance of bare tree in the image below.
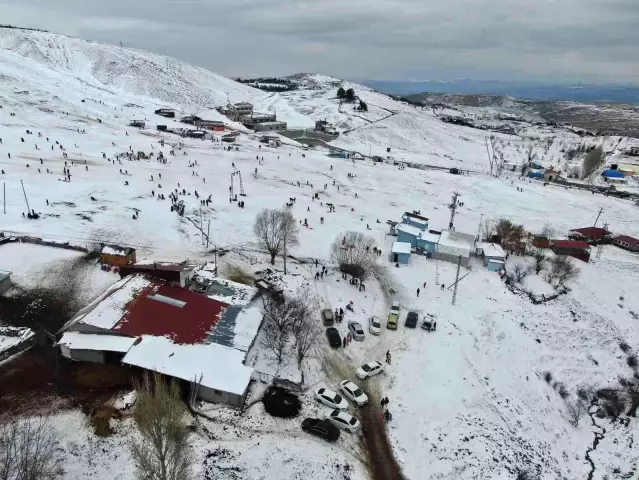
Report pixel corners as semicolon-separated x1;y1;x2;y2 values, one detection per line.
539;224;555;238
261;322;288;365
581;145;604;180
330;231;377;280
253;208;299;265
293;315;322;370
0;417;63;480
131;374;193;480
546;255;580;289
531;249;546;274
509;262;531;283
566;398;588;427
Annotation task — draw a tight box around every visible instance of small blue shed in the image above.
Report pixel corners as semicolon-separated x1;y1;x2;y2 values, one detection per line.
527;171;543;180
486;259;505;272
391;242;411;265
396;224;422;247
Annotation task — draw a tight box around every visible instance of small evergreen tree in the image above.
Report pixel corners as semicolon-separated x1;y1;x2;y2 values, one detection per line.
336;87;346;99
358;100;368;112
345;88;356;102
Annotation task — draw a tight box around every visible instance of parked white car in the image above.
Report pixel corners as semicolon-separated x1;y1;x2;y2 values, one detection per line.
356;360;384;380
314;387;349;410
369;316;381;335
327;409;361;433
339;380;369;406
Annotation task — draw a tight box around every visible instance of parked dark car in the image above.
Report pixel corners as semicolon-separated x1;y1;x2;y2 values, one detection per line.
405;311;418;328
326;327;341;348
301;418;340;442
321;308;334;326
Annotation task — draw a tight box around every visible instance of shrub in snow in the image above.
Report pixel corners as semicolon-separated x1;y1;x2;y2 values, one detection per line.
628;355;638;369
543;371;553;383
619;342;631;354
330;231;377;280
546;255;579;289
262;386;301;418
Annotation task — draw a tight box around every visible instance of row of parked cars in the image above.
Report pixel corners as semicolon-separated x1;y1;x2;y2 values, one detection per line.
302;370;384;442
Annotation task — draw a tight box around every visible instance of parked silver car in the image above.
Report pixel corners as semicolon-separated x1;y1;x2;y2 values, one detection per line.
348;321;365;341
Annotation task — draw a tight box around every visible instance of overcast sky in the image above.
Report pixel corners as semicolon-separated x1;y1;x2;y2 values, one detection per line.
1;0;638;83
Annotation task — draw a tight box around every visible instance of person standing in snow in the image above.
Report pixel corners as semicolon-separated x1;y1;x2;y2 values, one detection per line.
432;321;437;331
386;351;391;364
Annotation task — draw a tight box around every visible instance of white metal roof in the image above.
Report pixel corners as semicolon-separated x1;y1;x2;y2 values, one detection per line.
421;231;442;244
392;242;412;254
60;275;157;332
58;332;137;353
477;242;506;258
122;336;253;396
101;245;131;256
437;230;475;257
396;223;423;237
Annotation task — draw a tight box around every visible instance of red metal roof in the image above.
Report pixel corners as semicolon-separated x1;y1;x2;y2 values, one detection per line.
552;240;591;250
111;277;229;344
569;227;609;237
616;235;639;246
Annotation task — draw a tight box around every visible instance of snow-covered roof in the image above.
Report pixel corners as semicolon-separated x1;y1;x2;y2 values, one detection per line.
392;242;412;254
58;332;137;353
438;230;475;257
205;278;258;307
101;245;133;256
232;307;263;352
477;242;506;258
0;327;34;354
421;231;442;244
397;223;423;237
122;336;253;396
62;274;156;332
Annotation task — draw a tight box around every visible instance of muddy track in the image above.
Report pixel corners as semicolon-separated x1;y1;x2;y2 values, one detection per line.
584;398;606;480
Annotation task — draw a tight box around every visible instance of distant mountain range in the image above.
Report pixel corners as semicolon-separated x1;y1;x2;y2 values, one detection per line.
358;79;639;105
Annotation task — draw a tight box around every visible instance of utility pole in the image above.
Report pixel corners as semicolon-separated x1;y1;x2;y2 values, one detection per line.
3;182;5;214
476;213;484;242
593;207;604;227
452;255;462;306
20;180;30;213
435;259;440;285
485;138;493;175
120;41;123;50
207;220;211;249
283;237;287;275
448;192;460;231
596;222;609;260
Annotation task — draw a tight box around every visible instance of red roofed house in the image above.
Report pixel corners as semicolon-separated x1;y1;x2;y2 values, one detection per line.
568;227;610;243
57;274;256;407
613;235;639;253
551;240;591;262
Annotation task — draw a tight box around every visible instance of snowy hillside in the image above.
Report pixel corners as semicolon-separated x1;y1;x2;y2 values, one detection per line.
1;27;639;480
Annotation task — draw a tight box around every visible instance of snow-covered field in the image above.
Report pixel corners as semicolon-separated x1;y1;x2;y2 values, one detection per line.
0;27;638;479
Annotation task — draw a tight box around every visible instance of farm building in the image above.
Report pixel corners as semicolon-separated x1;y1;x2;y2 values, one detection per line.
532;235;550;249
476;242;506;270
128;120;145;128
194;119;225;131
568;227;610;243
401;212;429;231
391;242;411;264
613;235;639;253
602;169;627;183
0;326;36;363
250;121;287;132
118;260;200;287
551;240;591;263
100;245;136;266
527;171;544;180
180;115;201;124
0;270;11;295
434;230;475;267
58;274;260;408
544;168;567;183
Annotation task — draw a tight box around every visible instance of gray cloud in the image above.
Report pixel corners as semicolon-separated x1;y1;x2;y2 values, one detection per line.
0;0;638;83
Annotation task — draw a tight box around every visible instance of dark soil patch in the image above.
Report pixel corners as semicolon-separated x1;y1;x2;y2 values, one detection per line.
262;386;301;418
0;347;138;420
89;405;122;436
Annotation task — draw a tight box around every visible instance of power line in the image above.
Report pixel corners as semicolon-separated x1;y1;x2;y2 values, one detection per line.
452;255;461;305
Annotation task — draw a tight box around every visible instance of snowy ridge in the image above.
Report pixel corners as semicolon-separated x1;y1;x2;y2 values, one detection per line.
0;27;258;108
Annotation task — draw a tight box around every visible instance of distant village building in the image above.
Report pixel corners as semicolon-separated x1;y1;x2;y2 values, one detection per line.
218;102;254;121
602;169;627;183
58;274;261;408
0;326;36;363
0;270;11;295
568;227;610;243
613;235;639;253
401;212;429;231
100;245;136;267
154;108;176;118
128;120;145;128
180;115;201;125
194;119;226;132
315;120;337;135
551;240;591;262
